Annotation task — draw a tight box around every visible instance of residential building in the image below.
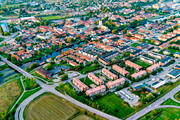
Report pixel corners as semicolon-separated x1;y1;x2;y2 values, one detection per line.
146;63;159;73
88;73;104;85
102;68;118;80
112;64;129;76
125;60;142;71
106;78;125;90
140;55;156;64
148;52;165;59
86;85;106;96
73;78;88;91
131;70;147;79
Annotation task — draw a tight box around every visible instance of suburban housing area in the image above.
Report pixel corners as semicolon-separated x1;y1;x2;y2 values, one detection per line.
0;0;180;120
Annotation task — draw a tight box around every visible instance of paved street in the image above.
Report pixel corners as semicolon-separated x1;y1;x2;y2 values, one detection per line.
126;84;180;120
1;55;179;120
0;55;121;120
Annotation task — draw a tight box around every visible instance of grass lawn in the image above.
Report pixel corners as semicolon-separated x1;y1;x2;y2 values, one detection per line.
95;93;135;119
168;47;180;54
138;108;180;120
174;91;180;101
0;64;9;70
42;16;63;20
134;59;151;68
0;79;21;112
24;93;103;120
131;43;139;47
16;87;41;107
125;67;135;74
80;76;96;87
73;115;93;120
161;98;180;106
79;63;102;74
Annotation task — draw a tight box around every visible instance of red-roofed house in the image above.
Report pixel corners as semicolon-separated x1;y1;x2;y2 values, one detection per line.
106;78;125;90
146;64;159;73
125;60;142;71
73;78;88;91
112;65;129;76
102;68;118;80
88;73;104;85
131;70;147;79
86;85;106;96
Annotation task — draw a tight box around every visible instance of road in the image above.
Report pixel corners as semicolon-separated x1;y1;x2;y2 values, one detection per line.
1;55;179;120
0;55;121;120
126;84;180;120
15;84;121;120
0;32;18;45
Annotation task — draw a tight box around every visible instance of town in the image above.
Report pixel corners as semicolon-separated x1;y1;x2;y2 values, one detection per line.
0;0;180;120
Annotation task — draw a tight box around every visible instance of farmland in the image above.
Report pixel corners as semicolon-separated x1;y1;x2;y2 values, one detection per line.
24;93;102;120
0;80;21;112
25;93;77;120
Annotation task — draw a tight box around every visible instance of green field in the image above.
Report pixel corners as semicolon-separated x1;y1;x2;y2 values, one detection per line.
80;76;96;87
41;16;63;20
95;93;135;119
131;43;139;47
161;98;180;106
79;63;102;74
134;59;151;68
0;80;21;112
174;91;180;101
139;108;180;120
25;93;104;120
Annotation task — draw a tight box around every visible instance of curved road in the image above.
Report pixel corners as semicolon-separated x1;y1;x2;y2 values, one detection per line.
15;85;121;120
126;85;180;120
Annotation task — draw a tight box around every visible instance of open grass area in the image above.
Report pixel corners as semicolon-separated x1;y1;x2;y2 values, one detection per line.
80;76;96;87
131;43;139;47
16;87;41;107
41;16;63;20
161;98;180;106
134;59;151;68
25;93;104;120
95;93;135;119
174;91;180;101
125;67;135;74
79;63;102;74
138;108;180;120
0;79;21;112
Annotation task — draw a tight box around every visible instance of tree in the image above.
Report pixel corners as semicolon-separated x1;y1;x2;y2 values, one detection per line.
61;74;68;81
112;30;116;34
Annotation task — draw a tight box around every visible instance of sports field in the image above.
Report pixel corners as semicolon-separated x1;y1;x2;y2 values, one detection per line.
134;59;151;68
0;80;21;112
25;94;77;120
42;16;62;20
